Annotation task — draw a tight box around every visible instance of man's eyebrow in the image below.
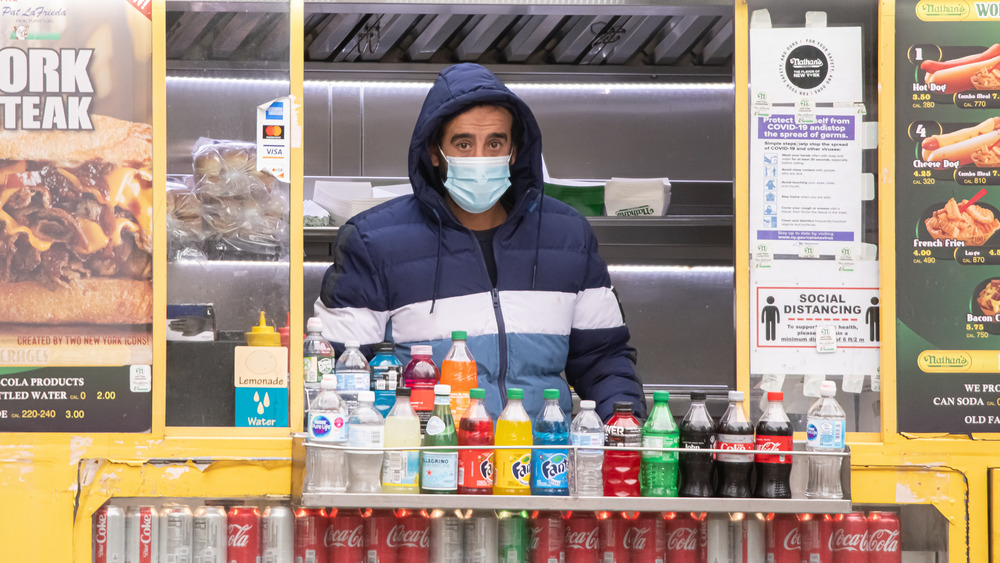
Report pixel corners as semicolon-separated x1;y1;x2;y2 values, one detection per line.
448;133;474;143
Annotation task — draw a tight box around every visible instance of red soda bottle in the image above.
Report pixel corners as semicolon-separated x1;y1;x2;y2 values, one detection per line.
754;391;793;498
403;345;439;434
458;387;495;494
602;401;642;497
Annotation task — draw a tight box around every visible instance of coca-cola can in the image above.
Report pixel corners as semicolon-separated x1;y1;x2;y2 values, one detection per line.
765;513;800;563
867;511;901;562
800;514;832;563
263;506;294;563
125;505;158;563
294;508;327;563
94;504;126;563
227;505;261;563
366;509;398;563
429;514;464;563
597;512;627;563
465;513;498;563
705;513;730;563
393;509;430;563
830;512;868;562
661;512;700;563
563;511;599;563
161;504;193;563
327;508;365;563
622;512;662;563
528;511;564;563
192;505;227;563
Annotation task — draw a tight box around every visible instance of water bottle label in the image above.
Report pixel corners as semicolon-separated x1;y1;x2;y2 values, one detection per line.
304;356;319;384
571;433;603;454
754;435;793;464
716;433;754;462
318;357;334;377
338;369;370;391
532;450;569;489
459;450;494;488
806;419;845;449
641;435;678;461
382;451;419;487
347;425;384;448
426;416;446;436
421;451;458;490
308;413;347;442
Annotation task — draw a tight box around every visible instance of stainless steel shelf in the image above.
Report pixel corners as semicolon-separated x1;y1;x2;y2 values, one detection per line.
300;493;851;514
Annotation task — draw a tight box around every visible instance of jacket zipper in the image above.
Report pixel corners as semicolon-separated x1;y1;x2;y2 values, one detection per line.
492;287;508;405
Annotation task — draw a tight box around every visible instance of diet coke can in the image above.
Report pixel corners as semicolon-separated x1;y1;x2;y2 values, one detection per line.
867;511;901;562
428;514;464;563
661;512;700;563
393;509;430;563
528;511;563;563
227;505;261;563
800;513;832;563
126;505;158;563
705;513;730;563
598;512;627;563
94;504;126;563
192;505;227;563
294;508;327;563
263;506;294;563
829;512;868;562
161;504;193;563
327;508;365;563
731;513;765;563
465;513;498;563
765;513;800;563
623;512;662;563
563;511;599;563
366;509;398;563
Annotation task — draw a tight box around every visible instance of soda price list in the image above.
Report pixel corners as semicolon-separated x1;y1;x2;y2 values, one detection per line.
0;365;151;432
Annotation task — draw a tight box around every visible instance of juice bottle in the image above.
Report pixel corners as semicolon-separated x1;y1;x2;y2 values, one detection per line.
440;331;477;421
369;341;403;391
382;387;421;494
420;384;458;494
458;388;494;494
403;345;439;433
603;401;642;497
493;388;532;495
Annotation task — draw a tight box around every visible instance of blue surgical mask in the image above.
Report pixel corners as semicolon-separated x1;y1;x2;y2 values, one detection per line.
440;149;512;214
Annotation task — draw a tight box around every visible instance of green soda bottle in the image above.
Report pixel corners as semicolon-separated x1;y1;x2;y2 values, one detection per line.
420;383;458;493
640;390;679;496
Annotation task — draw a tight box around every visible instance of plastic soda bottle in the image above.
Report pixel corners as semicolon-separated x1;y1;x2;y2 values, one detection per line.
382;387;421;494
603;401;642;497
458;388;495;495
369;341;403;391
640;391;679;497
754;391;793;499
346;390;384;493
440;331;478;421
678;391;716;497
805;380;846;499
494;388;532;495
530;388;570;496
421;384;458;494
569;399;604;496
404;345;439;433
715;390;754;498
303;377;348;493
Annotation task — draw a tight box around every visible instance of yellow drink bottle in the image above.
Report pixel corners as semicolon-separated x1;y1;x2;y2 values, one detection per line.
493;388;532;495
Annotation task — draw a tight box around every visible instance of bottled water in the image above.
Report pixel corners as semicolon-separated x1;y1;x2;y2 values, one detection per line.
303;317;334;416
805;380;846;499
337;340;371;413
346;390;385;494
569;400;604;496
303;378;348;493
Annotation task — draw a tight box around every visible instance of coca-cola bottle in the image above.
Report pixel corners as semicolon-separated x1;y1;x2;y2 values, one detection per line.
754;391;793;498
678;392;716;497
715;390;753;498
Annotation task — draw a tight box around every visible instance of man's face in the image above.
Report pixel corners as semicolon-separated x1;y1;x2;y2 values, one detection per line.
430;105;516;170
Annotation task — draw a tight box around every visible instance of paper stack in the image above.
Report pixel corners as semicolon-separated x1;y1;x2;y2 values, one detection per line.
312;181;412;225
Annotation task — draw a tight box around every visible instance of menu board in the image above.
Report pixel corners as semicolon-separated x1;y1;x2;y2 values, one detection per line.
896;0;1000;433
0;0;152;432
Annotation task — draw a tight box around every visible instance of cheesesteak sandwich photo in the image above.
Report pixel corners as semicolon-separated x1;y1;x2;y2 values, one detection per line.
0;115;152;325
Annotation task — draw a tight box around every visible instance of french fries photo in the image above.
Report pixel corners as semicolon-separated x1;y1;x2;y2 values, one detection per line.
924;198;1000;245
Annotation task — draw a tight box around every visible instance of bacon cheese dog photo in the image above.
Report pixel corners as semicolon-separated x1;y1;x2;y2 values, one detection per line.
922;116;1000;166
0;115;153;325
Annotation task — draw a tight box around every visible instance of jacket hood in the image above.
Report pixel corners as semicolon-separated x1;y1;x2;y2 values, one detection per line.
408;63;544;226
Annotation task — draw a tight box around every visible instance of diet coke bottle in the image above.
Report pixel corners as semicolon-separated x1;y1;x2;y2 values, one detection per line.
830;512;868;562
754;392;793;498
327;508;365;563
661;512;700;563
867;511;901;562
563;511;599;563
227;505;260;563
715;391;754;498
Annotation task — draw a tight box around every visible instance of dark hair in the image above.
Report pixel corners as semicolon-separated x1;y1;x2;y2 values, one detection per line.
433;102;523;151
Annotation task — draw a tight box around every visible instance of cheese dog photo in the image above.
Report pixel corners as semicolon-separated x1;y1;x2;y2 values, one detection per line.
0;115;153;324
922;117;1000;166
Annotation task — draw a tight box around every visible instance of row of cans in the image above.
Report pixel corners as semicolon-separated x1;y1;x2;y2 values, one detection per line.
94;504;900;563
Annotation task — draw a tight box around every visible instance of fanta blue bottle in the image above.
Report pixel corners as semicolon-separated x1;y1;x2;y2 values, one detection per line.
530;388;570;495
494;388;532;495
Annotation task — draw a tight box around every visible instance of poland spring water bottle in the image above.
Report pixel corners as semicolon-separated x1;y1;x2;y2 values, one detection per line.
805;380;846;499
569;399;604;496
304;377;348;493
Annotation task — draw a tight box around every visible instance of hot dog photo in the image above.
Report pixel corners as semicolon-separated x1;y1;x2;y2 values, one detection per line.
921;116;1000;167
922;43;1000;93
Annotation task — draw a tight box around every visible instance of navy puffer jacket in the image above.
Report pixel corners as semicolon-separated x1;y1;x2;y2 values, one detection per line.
316;63;645;420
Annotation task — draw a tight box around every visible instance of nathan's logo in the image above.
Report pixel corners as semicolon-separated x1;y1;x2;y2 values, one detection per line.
917;350;972;372
916;0;971;20
784;44;829;90
615;205;655;217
